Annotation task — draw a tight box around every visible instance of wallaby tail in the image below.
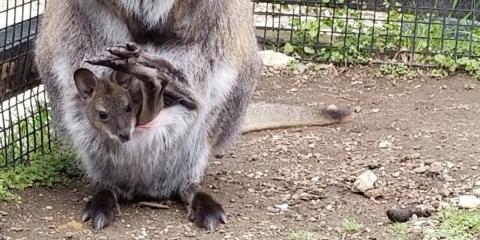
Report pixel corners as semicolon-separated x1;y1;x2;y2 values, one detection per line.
241;102;353;134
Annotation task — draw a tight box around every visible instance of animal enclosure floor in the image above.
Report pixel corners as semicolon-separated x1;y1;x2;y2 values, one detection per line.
2;66;480;240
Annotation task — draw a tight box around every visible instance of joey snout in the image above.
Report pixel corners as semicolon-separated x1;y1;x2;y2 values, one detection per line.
117;129;132;143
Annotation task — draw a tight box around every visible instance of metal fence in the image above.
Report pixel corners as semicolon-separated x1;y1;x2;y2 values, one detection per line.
0;0;479;168
253;0;480;66
0;0;50;169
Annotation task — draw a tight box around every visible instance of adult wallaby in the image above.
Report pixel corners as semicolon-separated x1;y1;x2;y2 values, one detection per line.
34;0;352;231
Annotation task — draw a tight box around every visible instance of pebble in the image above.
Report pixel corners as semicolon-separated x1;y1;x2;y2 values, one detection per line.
352;170;378;193
378;140;392;149
458;195;480;209
364;188;384;199
45;206;53;210
274;203;289;211
473;188;480;197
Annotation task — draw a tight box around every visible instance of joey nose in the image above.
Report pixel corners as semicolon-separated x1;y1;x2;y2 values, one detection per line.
118;130;131;142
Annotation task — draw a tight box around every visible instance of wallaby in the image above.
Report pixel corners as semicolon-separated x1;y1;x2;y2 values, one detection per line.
34;0;352;231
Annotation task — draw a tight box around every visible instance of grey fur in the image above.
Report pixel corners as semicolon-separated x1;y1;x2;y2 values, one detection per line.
35;0;261;229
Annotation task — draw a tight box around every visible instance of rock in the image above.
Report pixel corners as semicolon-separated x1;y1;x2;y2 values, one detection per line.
352;170;378;193
364;189;384;199
386;209;412;223
475;181;480;187
258;50;295;69
45;206;53;210
274;203;289;211
474;188;480;197
378;140;392;149
428;162;443;175
458;195;480;209
414;166;429;174
0;211;8;216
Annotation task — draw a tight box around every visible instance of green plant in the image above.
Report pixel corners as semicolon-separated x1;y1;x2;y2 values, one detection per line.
289;229;321;240
392;223;409;240
277;2;480;79
425;209;480;240
0;99;81;201
342;218;364;233
0;143;80;201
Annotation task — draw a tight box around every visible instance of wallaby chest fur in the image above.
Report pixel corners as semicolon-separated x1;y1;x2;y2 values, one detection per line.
35;0;262;200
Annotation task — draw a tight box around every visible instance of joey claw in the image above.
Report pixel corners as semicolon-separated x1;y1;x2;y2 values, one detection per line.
188;192;226;231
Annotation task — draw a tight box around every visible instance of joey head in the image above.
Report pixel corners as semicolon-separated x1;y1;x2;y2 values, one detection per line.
73;68;139;143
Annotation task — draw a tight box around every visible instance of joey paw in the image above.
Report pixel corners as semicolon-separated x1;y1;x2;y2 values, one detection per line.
188;192;226;231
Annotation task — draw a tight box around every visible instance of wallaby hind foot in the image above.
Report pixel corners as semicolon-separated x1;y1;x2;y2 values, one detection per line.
181;184;226;231
82;189;120;230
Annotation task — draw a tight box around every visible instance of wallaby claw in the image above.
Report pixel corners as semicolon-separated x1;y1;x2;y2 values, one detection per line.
85;54;130;72
106;45;141;59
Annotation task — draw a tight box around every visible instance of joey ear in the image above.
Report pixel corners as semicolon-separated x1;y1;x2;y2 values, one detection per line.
112;71;133;88
164;84;197;110
74;68;99;99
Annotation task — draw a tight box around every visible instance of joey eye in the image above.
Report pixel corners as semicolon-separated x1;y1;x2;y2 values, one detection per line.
99;111;108;120
125;105;132;113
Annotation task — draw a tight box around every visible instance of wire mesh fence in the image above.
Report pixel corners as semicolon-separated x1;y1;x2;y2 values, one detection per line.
0;0;479;168
253;0;480;67
0;0;50;169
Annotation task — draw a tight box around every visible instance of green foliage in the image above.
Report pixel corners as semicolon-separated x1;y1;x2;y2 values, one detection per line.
341;218;364;233
280;3;480;78
0;144;79;201
289;229;321;240
392;223;409;240
425;209;480;240
0;100;80;201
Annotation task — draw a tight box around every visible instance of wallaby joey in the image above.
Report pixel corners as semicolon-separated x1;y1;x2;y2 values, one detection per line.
74;43;196;143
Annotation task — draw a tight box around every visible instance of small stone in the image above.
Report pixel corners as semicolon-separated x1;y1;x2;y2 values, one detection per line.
414;166;429;174
445;161;455;168
0;211;8;216
392;172;401;178
371;109;380;113
458;195;480;209
386;209;412;223
473;188;480;197
379;140;392;149
274;203;289;211
352;170;378;193
45;206;53;210
364;188;384;199
354;106;362;113
475;181;480;187
308;143;316;149
428;162;443;175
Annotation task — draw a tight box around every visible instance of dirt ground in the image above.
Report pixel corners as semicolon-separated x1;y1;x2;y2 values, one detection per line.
1;65;480;240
